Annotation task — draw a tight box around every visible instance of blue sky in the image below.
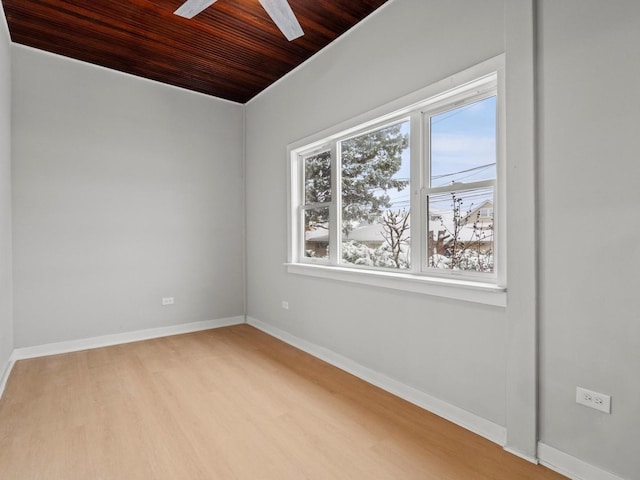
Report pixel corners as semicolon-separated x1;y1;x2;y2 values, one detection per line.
430;95;496;187
383;95;496;210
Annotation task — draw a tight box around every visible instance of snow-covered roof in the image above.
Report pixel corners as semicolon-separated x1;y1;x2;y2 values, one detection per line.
305;201;493;245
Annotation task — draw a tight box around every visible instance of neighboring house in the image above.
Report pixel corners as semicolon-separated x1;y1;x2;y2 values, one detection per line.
305;218;402;257
304;225;329;257
306;200;494;258
429;199;494;256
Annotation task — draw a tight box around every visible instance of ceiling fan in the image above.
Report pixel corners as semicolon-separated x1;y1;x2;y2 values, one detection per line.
173;0;304;41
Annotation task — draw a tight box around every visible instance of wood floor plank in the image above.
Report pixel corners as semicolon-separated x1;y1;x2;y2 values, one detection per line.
0;324;566;479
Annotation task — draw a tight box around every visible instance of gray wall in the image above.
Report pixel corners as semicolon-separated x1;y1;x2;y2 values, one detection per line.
245;0;508;428
538;1;640;478
246;0;640;477
4;0;639;476
11;46;245;347
0;7;13;371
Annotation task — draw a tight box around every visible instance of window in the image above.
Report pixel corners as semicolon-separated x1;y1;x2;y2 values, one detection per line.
426;95;497;278
340;120;411;269
288;58;505;305
302;150;331;260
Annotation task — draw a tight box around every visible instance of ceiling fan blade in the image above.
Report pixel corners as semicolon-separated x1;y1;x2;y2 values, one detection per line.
174;0;219;19
258;0;304;41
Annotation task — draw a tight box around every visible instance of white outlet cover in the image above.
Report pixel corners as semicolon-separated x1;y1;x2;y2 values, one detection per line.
162;297;175;306
576;386;611;413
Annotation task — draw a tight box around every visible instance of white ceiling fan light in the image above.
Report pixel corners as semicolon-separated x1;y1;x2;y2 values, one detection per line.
173;0;304;41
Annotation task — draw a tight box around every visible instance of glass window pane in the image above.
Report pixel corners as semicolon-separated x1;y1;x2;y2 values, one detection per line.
340;121;410;269
427;188;494;273
430;96;496;187
304;207;329;259
341;210;410;269
304;151;331;204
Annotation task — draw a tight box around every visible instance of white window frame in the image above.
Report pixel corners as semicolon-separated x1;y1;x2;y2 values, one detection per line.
421;86;499;284
299;146;333;263
286;56;506;307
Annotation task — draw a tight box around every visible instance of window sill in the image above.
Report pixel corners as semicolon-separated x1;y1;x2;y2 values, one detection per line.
285;263;506;307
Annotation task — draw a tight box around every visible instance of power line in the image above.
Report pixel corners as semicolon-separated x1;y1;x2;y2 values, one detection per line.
432;162;495;180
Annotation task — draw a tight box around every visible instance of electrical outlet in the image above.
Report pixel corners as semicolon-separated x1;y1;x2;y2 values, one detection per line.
576;386;611;413
281;300;289;310
162;297;174;306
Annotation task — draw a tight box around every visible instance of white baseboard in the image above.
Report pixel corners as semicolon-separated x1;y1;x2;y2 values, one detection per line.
504;446;539;464
248;317;626;480
11;316;246;361
0;315;245;400
3;315;623;480
0;355;15;400
247;316;507;446
538;443;625;480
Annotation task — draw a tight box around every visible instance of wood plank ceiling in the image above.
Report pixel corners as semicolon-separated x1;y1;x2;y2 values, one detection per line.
1;0;389;103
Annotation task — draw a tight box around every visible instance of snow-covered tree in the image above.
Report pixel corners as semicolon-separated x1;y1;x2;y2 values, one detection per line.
429;192;494;272
341;124;409;233
380;209;410;268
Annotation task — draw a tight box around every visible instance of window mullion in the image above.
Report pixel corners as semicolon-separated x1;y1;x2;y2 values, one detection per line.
409;111;423;274
295;155;304;262
496;68;506;287
420;110;432;273
329;141;340;265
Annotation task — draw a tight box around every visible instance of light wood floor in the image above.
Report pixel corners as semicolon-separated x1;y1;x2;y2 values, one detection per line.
0;325;566;479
